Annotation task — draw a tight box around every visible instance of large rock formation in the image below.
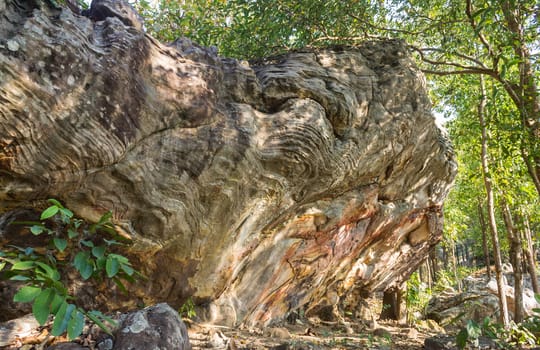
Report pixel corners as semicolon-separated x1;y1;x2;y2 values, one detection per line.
0;0;456;327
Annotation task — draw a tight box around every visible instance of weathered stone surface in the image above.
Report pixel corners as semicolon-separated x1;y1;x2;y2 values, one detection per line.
0;0;456;327
426;287;499;327
114;303;191;350
424;335;501;350
82;0;143;31
424;336;459;350
0;314;40;347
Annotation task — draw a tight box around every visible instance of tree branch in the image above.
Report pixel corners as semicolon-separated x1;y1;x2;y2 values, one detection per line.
465;0;497;56
409;45;497;75
421;68;497;76
418;47;490;69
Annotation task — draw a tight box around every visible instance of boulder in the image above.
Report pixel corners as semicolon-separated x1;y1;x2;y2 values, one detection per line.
0;314;40;347
426;273;540;327
0;0;456;327
0;304;189;349
426;288;499;327
424;335;500;350
114;303;191;350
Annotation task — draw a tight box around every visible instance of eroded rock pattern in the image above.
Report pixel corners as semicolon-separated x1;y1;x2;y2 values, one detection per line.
0;0;456;327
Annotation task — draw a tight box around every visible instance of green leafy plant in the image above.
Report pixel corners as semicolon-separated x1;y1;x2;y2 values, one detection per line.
520;294;540;343
405;271;432;323
178;297;197;319
432;269;458;293
456;316;536;349
456;319;483;349
505;323;536;348
0;199;139;340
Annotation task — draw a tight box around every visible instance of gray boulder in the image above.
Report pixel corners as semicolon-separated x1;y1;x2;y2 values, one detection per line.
114;303;191;350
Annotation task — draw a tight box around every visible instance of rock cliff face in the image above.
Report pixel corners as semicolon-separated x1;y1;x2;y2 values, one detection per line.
0;0;456;326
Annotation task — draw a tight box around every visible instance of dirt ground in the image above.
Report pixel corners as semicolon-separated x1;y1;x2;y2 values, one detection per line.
187;317;444;350
3;315;444;349
2;294;445;349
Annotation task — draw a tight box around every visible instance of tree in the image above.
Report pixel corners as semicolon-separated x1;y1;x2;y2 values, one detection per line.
442;59;539;326
477;75;509;327
522;212;540;294
477;201;491;280
501;197;524;322
135;0;387;59
394;0;539;196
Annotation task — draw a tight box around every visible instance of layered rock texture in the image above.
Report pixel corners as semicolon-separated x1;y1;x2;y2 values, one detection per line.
0;0;456;327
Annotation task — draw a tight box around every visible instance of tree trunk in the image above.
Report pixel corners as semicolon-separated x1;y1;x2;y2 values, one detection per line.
522;214;540;294
418;258;433;288
501;198;524;323
429;248;440;282
425;258;433;289
478;200;492;279
441;245;449;270
464;243;471;266
451;241;462;292
418;261;426;283
478;76;509;327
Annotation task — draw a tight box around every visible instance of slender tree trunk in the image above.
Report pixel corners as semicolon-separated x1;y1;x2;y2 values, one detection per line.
478;75;509;327
521;147;540;197
478;200;492;279
451;241;461;292
463;244;472;267
501;198;524;322
430;248;440;282
522;214;540;294
418;258;433;289
442;245;449;270
456;243;462;266
426;257;433;290
418;260;426;283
